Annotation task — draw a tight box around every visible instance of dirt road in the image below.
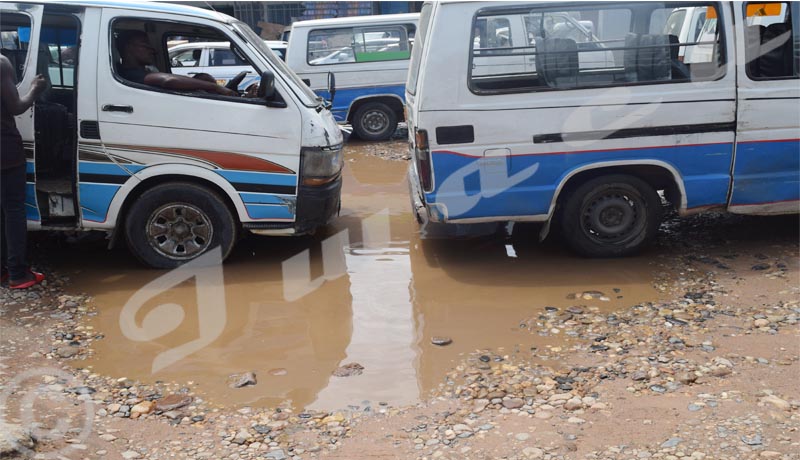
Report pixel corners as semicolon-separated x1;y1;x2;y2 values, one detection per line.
1;140;798;460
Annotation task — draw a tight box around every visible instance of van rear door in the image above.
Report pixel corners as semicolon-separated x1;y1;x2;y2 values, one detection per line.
729;2;800;213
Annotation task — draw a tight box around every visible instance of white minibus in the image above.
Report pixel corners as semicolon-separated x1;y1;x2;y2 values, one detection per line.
286;13;419;141
407;1;799;257
2;1;344;268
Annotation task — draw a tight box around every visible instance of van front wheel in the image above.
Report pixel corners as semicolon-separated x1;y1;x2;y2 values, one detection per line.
125;183;237;268
561;175;661;257
352;102;397;141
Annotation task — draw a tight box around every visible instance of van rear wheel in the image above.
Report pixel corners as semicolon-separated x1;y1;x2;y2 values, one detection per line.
561;175;661;257
352;102;397;141
125;183;237;269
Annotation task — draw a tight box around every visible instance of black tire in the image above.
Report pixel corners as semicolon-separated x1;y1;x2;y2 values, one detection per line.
560;174;661;257
124;183;237;269
352;102;398;141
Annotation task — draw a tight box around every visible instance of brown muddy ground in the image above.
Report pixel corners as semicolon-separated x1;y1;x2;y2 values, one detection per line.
0;139;798;460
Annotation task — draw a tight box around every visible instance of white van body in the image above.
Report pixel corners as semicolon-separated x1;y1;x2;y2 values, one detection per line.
406;1;799;257
286;13;419;141
2;1;343;268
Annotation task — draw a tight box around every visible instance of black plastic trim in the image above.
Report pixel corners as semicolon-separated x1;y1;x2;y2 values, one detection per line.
533;122;735;144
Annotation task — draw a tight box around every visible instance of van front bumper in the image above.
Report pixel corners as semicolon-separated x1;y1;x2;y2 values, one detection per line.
294;175;342;234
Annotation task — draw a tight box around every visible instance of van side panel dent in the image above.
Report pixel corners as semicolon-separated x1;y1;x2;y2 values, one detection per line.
729;139;800;207
425;143;733;221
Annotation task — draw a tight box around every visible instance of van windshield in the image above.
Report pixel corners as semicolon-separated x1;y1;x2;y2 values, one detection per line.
232;21;320;107
407;3;432;95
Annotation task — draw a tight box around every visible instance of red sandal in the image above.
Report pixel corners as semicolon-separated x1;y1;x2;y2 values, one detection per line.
9;270;45;289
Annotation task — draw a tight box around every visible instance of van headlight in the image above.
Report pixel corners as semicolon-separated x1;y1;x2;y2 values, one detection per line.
301;145;343;186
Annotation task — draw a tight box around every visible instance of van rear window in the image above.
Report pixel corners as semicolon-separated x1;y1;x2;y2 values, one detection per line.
307;24;412;65
469;2;726;95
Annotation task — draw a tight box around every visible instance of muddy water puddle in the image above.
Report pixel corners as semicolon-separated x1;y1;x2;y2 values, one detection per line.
49;148;664;411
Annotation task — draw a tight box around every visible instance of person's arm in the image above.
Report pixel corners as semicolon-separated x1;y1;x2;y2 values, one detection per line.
0;56;47;115
143;72;237;96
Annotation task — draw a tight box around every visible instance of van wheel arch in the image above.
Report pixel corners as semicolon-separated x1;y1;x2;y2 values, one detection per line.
112;175;242;250
347;96;405;124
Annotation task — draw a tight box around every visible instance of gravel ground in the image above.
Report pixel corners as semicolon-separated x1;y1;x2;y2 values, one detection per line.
0;150;797;460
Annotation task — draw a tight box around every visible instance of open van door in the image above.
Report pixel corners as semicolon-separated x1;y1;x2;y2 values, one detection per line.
33;6;83;227
0;2;44;225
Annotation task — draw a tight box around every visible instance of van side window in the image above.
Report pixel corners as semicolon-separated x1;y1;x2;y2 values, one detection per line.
743;2;799;79
469;3;725;95
307;25;411;65
210;48;248;66
111;20;263;102
40;25;79;88
0;13;32;83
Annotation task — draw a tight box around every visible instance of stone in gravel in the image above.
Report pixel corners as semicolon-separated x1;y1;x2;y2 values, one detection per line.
332;363;364;377
99;434;117;442
661;437;683;448
631;371;648;381
564;397;583;411
121;451;142;459
688;404;703;412
741;434;763;446
268;368;288;376
523;447;544;459
155;394;193;412
431;336;452;346
131;401;155;415
479;424;494;431
534;411;553;420
479;355;491;362
232;430;250;445
650;385;667;394
473;399;489;413
677;372;698;385
711;367;732;377
751;263;771;270
71;386;95;395
503;398;525;409
760;452;782;458
515;433;530;441
229;371;257;388
754;318;770;327
265;450;287;460
56;346;79;358
761;395;791;411
0;423;34;454
567;417;585;424
253;425;272;435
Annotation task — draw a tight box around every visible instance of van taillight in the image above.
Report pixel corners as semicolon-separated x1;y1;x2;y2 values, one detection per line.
415;129;432;192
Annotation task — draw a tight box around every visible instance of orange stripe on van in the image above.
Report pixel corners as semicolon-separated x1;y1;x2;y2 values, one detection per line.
746;3;782;17
108;144;295;174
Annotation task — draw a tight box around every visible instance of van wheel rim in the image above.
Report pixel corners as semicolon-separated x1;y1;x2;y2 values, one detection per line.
362;109;389;134
580;192;643;244
146;204;213;260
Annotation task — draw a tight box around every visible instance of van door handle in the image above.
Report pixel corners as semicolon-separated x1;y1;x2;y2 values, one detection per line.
102;104;133;113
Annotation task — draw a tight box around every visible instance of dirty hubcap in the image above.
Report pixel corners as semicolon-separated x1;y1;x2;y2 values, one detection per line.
146;204;213;260
581;192;642;243
362;109;389;134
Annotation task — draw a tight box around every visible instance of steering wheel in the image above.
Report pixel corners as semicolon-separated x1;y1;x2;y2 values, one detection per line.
225;70;249;91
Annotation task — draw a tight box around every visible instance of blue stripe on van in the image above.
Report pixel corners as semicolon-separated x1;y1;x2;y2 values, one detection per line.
316;84;406;123
730;139;800;206
25;182;40;221
215;170;297;188
239;192;295;205
244;203;294;220
79;183;120;223
425;142;734;220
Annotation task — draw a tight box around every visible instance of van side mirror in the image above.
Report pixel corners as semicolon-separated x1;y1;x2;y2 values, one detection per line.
258;70;275;99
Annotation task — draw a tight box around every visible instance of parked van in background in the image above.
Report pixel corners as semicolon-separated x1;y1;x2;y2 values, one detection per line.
287;13;419;141
1;1;343;268
169;40;289;90
407;1;799;257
